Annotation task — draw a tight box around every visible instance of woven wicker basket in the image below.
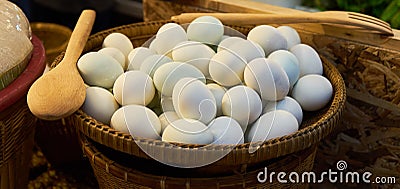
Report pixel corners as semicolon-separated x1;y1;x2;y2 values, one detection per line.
30;22;71;65
0;35;46;189
58;20;346;176
81;134;316;189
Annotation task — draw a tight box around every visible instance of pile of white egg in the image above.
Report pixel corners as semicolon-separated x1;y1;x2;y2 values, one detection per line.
77;16;333;146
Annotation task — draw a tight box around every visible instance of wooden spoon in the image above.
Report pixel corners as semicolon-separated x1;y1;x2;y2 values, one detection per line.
27;10;96;120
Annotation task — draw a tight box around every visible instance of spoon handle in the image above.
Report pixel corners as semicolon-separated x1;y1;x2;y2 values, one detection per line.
63;10;96;66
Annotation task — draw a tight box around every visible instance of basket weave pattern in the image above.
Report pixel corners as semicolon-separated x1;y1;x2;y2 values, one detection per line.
0;98;36;189
82;136;315;188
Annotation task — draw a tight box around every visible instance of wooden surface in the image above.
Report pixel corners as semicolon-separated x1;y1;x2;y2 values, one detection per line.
143;0;400;52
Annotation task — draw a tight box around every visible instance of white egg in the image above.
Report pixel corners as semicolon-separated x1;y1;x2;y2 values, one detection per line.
102;33;133;57
227;39;265;62
245;110;298;142
172;41;215;76
98;47;126;70
244;58;290;101
172;77;216;124
77;52;124;89
208;50;247;87
219;35;231;44
291;74;333;111
139;54;173;78
159;111;180;134
82;86;119;125
263;96;303;125
155;23;187;55
127;47;155;71
208;116;244;145
113;70;155;106
267;50;300;88
290;44;323;77
110;106;129;133
162;119;214;144
160;96;175;112
277;26;301;49
187;16;224;45
206;83;226;116
148;37;159;53
222;85;262;131
217;36;245;52
111;105;161;139
153;62;205;96
247;25;287;55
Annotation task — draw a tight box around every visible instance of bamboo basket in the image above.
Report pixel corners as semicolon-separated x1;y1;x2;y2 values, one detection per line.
59;20;346;179
0;35;46;189
81;134;316;189
30;22;71;65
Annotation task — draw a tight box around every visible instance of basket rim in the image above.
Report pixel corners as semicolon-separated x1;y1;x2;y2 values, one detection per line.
30;22;72;55
65;20;346;164
0;35;46;112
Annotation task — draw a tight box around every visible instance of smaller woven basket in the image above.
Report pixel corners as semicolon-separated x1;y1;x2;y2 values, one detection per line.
0;35;46;189
30;22;71;65
62;20;346;175
81;134;315;189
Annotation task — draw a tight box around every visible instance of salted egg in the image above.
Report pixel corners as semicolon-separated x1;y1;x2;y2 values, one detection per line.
153;62;205;96
208;116;244;145
187;16;224;45
277;26;301;49
291;74;333;111
206;83;226;116
222;85;262;131
267;50;300;88
159;111;180;134
127;47;155;71
172;77;216;124
155;23;187;55
162;119;214;144
263;96;303;125
98;47;126;70
139;54;173;78
290;44;323;77
244;58;290;101
82;86;119;125
102;33;133;57
111;105;161;139
227;39;265;63
172;41;215;76
217;36;245;52
160;96;175;112
209;50;247;87
77;52;124;89
247;25;287;55
246;110;298;142
113;70;155;106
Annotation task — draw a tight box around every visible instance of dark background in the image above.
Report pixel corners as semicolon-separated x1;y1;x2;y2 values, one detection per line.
10;0;143;33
